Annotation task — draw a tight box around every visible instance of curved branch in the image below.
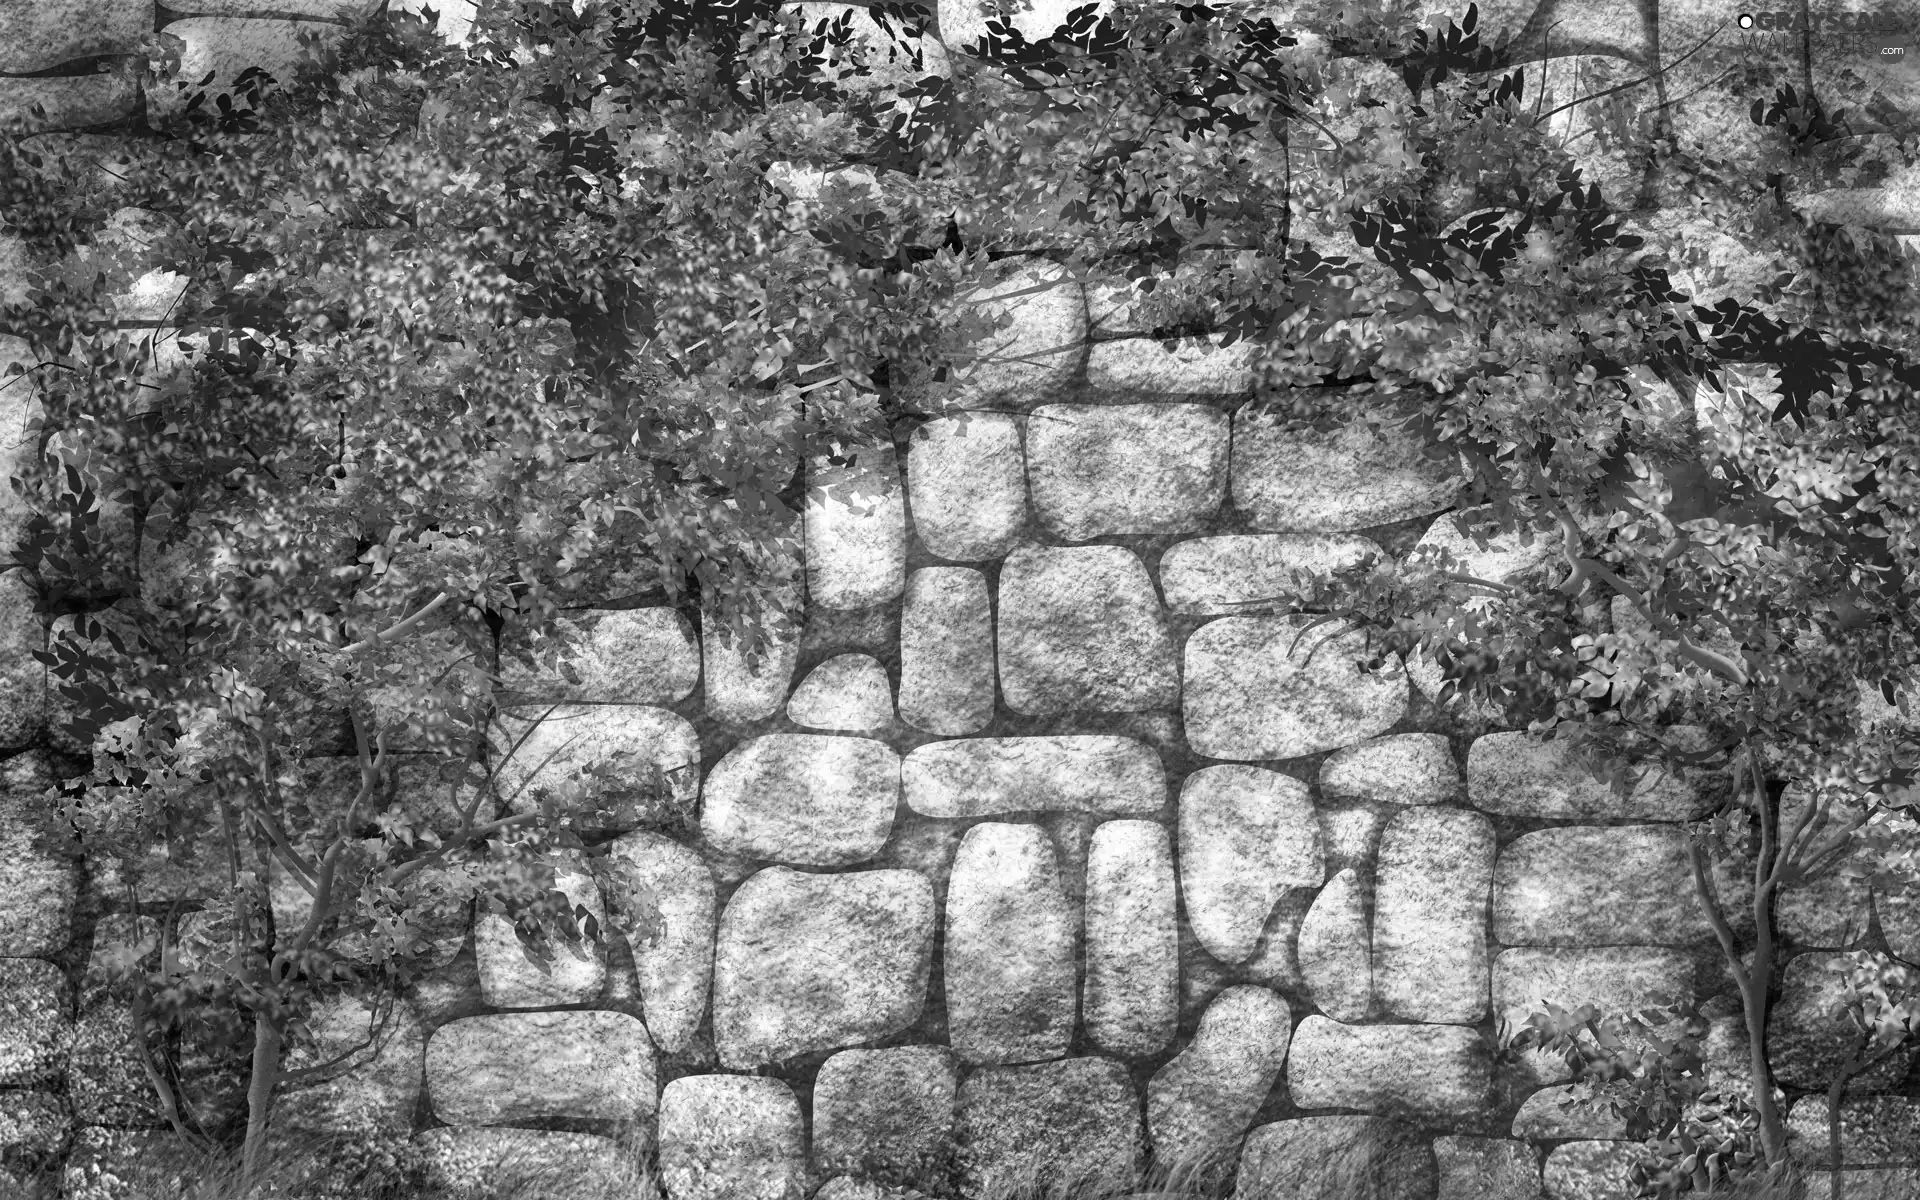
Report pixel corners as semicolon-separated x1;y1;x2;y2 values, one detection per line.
336;590;452;656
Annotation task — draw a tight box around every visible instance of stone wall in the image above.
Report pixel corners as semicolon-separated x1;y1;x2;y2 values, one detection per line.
3;0;1920;1197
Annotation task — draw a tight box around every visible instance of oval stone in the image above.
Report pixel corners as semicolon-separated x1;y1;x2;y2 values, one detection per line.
425;1010;655;1126
1236;1116;1437;1200
902;735;1163;818
905;412;1028;561
711;867;935;1069
805;441;906;609
944;823;1077;1065
1320;732;1462;807
1297;868;1371;1022
602;830;716;1055
702;601;801;724
787;653;895;733
701;734;900;866
658;1075;806;1200
1146;985;1292;1170
1183;615;1408;761
1373;806;1495;1024
489;704;701;834
473;862;608;1008
953;1057;1142;1199
1179;765;1323;964
898;566;996;736
1491;947;1696;1087
1083;820;1179;1058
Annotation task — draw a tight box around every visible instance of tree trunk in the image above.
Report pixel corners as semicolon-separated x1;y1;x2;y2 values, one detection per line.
238;1010;284;1196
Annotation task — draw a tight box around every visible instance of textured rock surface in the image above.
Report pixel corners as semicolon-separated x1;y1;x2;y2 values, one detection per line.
2;959;75;1086
807;441;907;609
1286;1017;1494;1121
903;735;1163;817
657;1075;806;1200
1493;947;1696;1086
1026;403;1228;539
1542;1140;1642;1200
1145;985;1292;1169
787;653;895;733
918;258;1085;410
1434;1134;1543;1200
602;830;716;1055
812;1046;959;1190
472;863;608;1008
711;867;934;1068
1373;806;1496;1023
1235;1116;1438;1200
497;606;701;704
905;412;1028;560
1466;727;1719;820
1320;733;1463;807
1494;824;1753;946
273;995;424;1138
1184;615;1408;760
425;1010;655;1126
1179;765;1323;964
1768;951;1918;1092
954;1058;1142;1198
997;543;1179;714
944;823;1078;1064
1159;533;1384;616
413;1128;646;1198
1297;867;1371;1021
0;754;78;956
1232;397;1462;532
898;567;996;735
1083;820;1179;1058
1785;1095;1920;1167
702;605;801;724
701;734;900;866
489;704;701;833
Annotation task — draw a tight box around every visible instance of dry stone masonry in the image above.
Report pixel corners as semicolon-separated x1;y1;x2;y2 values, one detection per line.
2;0;1919;1196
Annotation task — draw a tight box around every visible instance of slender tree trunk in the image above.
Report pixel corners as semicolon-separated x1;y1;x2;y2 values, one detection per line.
238;1009;283;1196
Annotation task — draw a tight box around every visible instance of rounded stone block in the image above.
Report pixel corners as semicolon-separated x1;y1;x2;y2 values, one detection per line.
1026;403;1228;540
425;1010;655;1127
273;994;424;1138
1373;806;1495;1024
954;1057;1142;1199
489;704;700;834
702;604;801;724
997;543;1179;715
1298;867;1371;1022
1159;532;1384;616
1178;764;1323;965
1876;873;1920;963
1320;732;1462;807
944;823;1077;1065
806;441;906;609
1492;947;1696;1087
902;735;1163;818
603;829;716;1055
1146;985;1292;1170
1231;396;1463;532
811;1045;959;1190
1235;1116;1437;1200
898;566;995;736
1183;615;1408;761
1285;1016;1494;1121
1083;820;1179;1058
473;863;608;1008
906;257;1085;411
905;412;1028;561
787;653;895;733
1084;333;1260;395
1767;951;1918;1092
497;606;700;705
1466;727;1720;821
0;0;153;73
711;867;934;1068
1493;825;1754;946
658;1075;805;1200
701;734;900;865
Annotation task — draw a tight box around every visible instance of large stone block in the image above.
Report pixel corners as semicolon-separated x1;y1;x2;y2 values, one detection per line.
1767;951;1918;1092
472;862;608;1008
1084;333;1260;395
657;1075;805;1200
903;257;1085;411
806;441;906;609
1179;764;1323;964
602;830;715;1055
489;704;700;835
1465;727;1720;820
701;734;900;866
1492;947;1696;1087
1183;615;1408;761
902;735;1163;817
905;412;1028;560
1493;824;1754;946
1297;867;1371;1022
1026;403;1228;540
1287;1017;1493;1121
0;753;79;956
1231;396;1463;532
0;958;71;1086
997;543;1179;714
702;600;801;724
898;566;995;735
425;1010;655;1127
496;606;700;705
812;1045;958;1191
273;994;424;1139
1083;820;1178;1058
1320;732;1463;807
954;1057;1142;1198
1235;1116;1437;1200
1373;806;1495;1024
711;867;934;1068
1146;985;1292;1172
787;653;895;733
1159;533;1384;617
944;823;1077;1065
